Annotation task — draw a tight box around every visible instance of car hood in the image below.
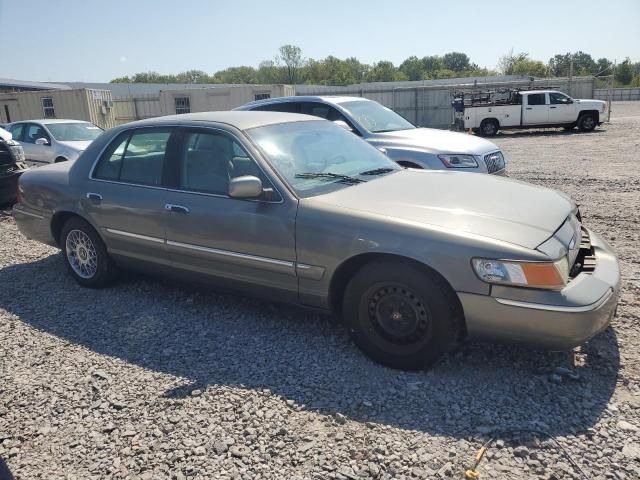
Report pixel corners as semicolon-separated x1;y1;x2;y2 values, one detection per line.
310;170;573;250
0;127;12;141
368;127;499;155
58;140;93;151
576;99;606;107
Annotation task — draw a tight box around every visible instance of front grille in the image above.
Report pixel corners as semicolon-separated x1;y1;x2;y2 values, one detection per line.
569;228;596;278
483;151;505;174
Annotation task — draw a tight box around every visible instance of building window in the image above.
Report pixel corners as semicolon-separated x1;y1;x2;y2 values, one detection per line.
254;93;270;101
41;97;55;118
175;97;191;114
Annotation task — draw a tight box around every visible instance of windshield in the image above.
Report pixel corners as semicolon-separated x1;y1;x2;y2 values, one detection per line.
45;122;103;141
247;120;401;198
339;100;415;133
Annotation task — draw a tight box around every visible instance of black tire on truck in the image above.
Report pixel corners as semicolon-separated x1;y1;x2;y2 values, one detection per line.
343;260;459;370
479;118;499;137
578;113;597;132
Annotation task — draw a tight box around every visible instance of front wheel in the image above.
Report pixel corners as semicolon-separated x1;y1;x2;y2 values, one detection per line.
578;114;597;132
343;261;460;370
61;217;117;288
479;119;499;137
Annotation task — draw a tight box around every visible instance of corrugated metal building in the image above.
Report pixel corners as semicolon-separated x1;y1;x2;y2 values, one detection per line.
0;89;116;129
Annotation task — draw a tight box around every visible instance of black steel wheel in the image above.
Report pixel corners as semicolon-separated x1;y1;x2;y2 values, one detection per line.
343;260;460;370
578;114;597;132
479;119;499;136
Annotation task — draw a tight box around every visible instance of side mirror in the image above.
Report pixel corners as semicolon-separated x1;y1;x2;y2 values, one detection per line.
566;99;574;104
228;175;263;199
35;137;49;145
333;120;353;132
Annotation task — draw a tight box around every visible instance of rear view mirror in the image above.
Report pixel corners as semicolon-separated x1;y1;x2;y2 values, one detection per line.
35;137;49;145
228;175;263;199
333;120;353;132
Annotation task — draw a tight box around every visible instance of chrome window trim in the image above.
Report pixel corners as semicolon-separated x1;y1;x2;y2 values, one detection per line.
495;288;613;313
88;124;285;204
106;228;165;244
166;240;294;268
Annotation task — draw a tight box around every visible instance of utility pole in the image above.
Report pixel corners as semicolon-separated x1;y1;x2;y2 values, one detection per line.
608;59;616;122
568;57;574;96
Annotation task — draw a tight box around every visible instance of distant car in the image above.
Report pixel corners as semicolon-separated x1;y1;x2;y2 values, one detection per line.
13;112;619;370
7;120;104;164
0;127;28;205
235;96;506;174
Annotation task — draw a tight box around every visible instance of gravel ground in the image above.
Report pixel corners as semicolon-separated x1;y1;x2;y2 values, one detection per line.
1;102;639;480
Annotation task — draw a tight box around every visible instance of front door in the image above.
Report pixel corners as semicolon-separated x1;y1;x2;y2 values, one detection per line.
83;127;175;265
548;92;577;123
21;123;54;164
164;127;298;299
522;92;549;124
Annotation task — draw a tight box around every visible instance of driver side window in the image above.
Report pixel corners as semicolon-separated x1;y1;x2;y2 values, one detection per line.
549;93;571;105
178;130;274;197
24;124;50;144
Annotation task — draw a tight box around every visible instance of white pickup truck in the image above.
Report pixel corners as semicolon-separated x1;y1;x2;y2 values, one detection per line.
453;89;607;136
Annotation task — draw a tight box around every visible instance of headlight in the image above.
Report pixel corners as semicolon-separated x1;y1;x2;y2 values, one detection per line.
471;258;569;290
438;154;478;168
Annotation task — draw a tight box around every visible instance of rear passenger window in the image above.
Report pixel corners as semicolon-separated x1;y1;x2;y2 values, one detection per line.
527;93;546;106
93;129;171;186
9;124;24;141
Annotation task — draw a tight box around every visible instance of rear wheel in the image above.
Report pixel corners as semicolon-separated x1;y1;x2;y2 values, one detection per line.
61;217;117;288
479;119;499;137
578;114;597;132
343;261;459;370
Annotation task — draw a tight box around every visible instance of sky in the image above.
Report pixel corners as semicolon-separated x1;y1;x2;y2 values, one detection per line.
1;0;638;82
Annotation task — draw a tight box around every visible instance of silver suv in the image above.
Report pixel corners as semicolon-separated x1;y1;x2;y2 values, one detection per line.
8;119;103;165
236;96;506;174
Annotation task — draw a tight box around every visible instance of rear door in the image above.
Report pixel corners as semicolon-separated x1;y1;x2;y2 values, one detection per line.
83;127;175;265
522;93;549;125
164;126;298;299
548;92;577;123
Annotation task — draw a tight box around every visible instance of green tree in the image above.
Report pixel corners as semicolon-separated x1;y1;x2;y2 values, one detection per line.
442;52;470;72
421;55;443;78
512;59;547;77
497;50;529;75
616;58;634;85
256;60;284;84
365;61;402;82
595;58;613;76
212;66;257;84
399;56;424;81
110;76;131;83
277;44;305;84
175;70;212;83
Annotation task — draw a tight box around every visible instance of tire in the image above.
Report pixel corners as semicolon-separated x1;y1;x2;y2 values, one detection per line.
479;119;499;137
578;114;597;132
60;217;117;288
343;260;459;370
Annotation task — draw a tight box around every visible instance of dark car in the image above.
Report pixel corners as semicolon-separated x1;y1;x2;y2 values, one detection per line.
0;127;28;205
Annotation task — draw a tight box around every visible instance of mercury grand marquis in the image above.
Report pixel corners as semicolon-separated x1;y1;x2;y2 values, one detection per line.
13;112;620;370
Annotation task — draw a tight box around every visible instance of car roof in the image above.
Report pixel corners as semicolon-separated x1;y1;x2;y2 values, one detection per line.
11;119;94;124
124;111;321;130
519;90;563;95
238;95;371;109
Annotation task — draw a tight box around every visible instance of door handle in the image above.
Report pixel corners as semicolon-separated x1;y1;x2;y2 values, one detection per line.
86;192;102;201
550;106;557;109
525;107;533;110
165;203;189;214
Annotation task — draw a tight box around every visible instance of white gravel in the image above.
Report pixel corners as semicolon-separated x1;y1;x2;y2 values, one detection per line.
1;102;639;479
